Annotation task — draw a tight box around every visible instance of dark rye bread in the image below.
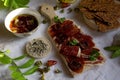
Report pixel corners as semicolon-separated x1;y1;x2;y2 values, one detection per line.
79;0;120;32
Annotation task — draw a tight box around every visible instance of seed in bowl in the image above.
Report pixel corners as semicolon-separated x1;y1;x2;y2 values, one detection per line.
26;38;51;58
10;14;38;33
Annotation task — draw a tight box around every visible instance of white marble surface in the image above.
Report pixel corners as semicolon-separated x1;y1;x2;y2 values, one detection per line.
0;0;120;80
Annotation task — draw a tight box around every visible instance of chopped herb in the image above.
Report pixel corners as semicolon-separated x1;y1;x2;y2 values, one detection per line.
42;19;48;24
89;49;100;61
54;69;62;73
54;5;60;10
69;39;79;46
67;8;73;13
38;68;44;74
43;66;50;73
74;7;80;13
38;66;50;74
35;61;42;67
54;16;65;23
60;9;64;13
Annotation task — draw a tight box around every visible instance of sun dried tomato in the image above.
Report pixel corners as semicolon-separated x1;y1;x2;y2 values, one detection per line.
60;2;70;8
46;60;57;67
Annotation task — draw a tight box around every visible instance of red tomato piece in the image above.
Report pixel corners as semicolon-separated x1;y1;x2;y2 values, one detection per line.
47;60;57;67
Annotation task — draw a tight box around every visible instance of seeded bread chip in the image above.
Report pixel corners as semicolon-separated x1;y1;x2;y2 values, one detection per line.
26;38;51;58
79;0;120;32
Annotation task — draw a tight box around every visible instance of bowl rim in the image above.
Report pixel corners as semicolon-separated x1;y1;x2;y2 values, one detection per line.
4;8;41;35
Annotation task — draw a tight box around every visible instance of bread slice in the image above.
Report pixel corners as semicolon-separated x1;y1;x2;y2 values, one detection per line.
47;19;105;76
79;0;120;32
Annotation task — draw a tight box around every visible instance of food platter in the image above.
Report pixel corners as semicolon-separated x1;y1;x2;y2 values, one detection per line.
0;0;120;80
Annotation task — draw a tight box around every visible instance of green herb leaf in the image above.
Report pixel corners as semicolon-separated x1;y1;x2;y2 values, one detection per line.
18;58;35;68
54;16;65;23
0;54;12;64
11;71;26;80
11;71;22;79
13;55;26;60
54;16;59;22
16;76;26;80
15;0;29;5
104;46;120;51
111;49;120;58
9;65;17;71
23;66;38;75
69;39;79;46
89;49;100;61
5;49;10;54
1;0;30;10
59;17;65;23
0;53;4;57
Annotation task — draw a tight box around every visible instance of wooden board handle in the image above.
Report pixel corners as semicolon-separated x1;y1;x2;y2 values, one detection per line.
40;4;56;23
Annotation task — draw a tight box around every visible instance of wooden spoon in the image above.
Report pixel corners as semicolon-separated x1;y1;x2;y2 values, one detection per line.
40;4;57;24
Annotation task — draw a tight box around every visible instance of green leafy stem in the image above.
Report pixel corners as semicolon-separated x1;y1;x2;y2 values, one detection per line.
104;45;120;58
0;50;38;80
0;0;30;10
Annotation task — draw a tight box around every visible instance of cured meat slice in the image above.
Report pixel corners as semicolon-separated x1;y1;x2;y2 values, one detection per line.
48;20;105;76
60;45;81;57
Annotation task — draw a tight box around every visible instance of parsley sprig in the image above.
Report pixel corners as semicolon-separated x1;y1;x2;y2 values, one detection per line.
54;16;65;23
0;0;30;10
0;50;38;80
104;45;120;58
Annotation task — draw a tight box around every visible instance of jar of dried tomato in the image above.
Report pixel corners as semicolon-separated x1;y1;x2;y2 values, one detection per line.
57;0;76;8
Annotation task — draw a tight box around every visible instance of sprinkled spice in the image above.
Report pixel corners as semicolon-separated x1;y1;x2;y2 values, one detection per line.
26;38;51;58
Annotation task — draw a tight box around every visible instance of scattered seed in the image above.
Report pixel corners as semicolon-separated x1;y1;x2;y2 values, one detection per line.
54;69;62;73
74;7;80;13
60;9;64;13
42;19;48;24
54;5;60;10
67;8;73;13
